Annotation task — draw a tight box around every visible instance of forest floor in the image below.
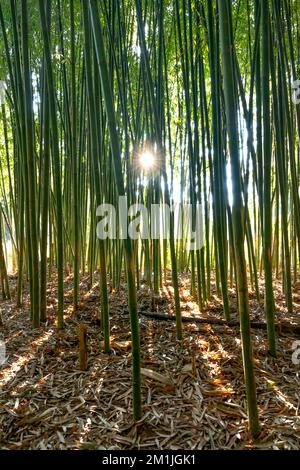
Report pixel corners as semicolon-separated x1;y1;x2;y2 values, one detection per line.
0;272;300;450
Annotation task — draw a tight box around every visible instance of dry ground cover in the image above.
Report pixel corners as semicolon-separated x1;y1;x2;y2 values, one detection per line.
0;274;299;450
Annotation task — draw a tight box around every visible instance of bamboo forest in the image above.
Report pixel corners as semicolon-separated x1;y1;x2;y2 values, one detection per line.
0;0;300;454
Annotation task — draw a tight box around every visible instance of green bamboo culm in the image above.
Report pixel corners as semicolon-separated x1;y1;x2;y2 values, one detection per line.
40;55;51;323
218;0;260;438
135;0;183;340
70;0;79;310
0;208;10;300
39;0;64;329
261;0;276;357
21;0;40;327
206;0;231;322
88;0;141;420
81;1;110;354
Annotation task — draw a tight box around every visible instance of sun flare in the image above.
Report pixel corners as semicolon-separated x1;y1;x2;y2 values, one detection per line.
139;150;155;171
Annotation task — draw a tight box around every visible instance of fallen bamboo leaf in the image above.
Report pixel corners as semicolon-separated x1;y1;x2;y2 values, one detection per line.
141;368;173;385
